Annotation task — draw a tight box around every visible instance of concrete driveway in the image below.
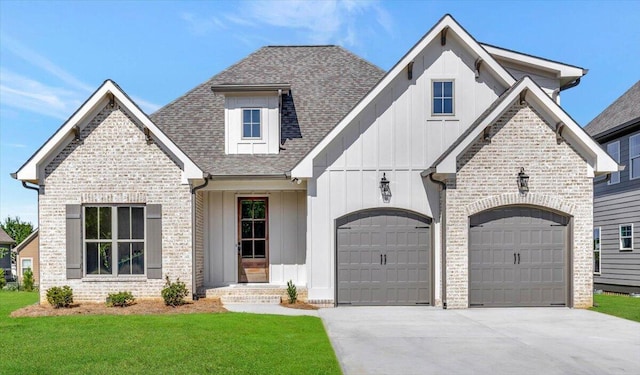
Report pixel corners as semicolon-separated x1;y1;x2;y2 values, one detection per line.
319;307;640;375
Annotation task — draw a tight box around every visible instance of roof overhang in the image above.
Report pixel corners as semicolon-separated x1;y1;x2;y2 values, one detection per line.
430;77;619;177
292;14;516;178
211;83;291;95
13;80;203;184
481;43;587;87
14;229;38;254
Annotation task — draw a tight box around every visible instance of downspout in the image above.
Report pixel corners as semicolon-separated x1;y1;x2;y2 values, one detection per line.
594;173;611;185
559;77;581;92
21;181;40;192
190;174;211;300
428;172;448;309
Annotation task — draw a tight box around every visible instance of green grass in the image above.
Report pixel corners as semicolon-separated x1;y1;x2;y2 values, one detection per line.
590;294;640;322
0;291;341;375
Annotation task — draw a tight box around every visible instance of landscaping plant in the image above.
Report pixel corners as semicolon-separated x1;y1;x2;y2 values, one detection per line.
161;275;188;306
106;291;135;307
286;279;297;304
0;269;6;289
46;286;73;308
22;268;34;292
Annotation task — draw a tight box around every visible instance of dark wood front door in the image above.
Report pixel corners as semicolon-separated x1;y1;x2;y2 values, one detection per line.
238;198;268;283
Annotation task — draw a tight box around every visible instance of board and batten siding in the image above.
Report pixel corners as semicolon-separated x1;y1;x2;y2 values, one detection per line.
306;33;506;303
202;188;306;286
594;189;640;287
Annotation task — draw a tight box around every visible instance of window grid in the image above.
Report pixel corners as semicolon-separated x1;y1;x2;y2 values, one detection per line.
593;227;601;274
619;224;633;250
607;141;620;184
432;81;454;115
242;108;261;139
630;134;640;180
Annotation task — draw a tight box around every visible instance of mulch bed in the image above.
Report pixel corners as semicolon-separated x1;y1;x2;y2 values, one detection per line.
11;298;227;318
280;300;319;310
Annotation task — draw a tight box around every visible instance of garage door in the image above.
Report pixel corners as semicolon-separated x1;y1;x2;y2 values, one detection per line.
469;207;568;307
336;209;431;305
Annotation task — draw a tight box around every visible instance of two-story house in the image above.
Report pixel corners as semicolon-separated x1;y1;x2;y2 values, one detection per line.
585;81;640;294
13;15;618;308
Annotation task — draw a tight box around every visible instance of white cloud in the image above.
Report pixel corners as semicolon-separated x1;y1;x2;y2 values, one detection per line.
1;143;27;148
181;12;226;36
131;95;162;114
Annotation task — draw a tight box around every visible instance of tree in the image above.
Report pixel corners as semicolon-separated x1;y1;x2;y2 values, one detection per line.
1;216;34;246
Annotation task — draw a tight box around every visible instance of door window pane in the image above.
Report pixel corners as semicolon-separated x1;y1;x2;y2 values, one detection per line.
254;240;266;258
254;221;266;239
241;241;253;258
241;221;253;239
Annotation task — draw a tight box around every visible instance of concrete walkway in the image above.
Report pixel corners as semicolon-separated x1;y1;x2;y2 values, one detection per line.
318;307;640;375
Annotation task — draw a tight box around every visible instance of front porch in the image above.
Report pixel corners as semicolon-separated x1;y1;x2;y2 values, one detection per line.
205;284;309;304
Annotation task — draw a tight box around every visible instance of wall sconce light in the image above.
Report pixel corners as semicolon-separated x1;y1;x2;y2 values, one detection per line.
517;167;529;193
380;173;391;203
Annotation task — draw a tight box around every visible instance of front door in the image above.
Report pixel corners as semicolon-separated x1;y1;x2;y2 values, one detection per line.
238;197;268;283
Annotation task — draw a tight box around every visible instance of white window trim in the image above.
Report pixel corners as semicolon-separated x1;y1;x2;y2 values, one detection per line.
431;79;455;116
83;205;147;277
629;133;640;180
619;223;634;251
241;108;263;140
593;227;601;274
607;141;620;184
20;257;33;275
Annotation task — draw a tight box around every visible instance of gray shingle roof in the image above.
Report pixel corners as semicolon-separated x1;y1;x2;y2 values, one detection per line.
0;227;14;244
584;80;640;138
150;46;385;176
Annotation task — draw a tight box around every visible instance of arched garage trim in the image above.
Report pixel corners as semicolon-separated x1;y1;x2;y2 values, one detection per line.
335;208;433;306
465;193;576;217
468;205;572;307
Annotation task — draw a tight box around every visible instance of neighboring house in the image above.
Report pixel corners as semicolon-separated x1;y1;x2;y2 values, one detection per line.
12;15;618;308
15;229;39;286
585;81;640;294
0;227;16;282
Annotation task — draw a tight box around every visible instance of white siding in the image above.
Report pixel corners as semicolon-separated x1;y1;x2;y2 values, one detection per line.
225;95;280;154
203;186;306;286
306;34;506;303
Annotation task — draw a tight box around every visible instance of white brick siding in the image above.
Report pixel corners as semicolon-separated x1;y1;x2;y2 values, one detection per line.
445;103;593;309
39;104;193;303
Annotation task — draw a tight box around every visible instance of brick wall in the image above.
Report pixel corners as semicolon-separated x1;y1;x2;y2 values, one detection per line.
39;104;193;303
445;102;593;309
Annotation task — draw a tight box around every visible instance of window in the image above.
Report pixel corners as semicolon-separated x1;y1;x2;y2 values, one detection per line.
593;227;601;274
21;258;32;275
242;109;261;139
84;206;145;276
607;141;620;184
619;224;633;250
630;134;640;180
432;81;454;115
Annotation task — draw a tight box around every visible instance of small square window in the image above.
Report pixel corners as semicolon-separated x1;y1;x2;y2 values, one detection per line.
433;81;454;115
619;224;633;250
242;109;261;139
607;141;620;184
593;227;601;273
630;134;640;180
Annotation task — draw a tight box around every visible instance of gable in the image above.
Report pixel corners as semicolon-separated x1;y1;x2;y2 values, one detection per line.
13;80;202;184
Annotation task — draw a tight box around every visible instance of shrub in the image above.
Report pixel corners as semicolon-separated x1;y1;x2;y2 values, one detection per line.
106;291;135;307
46;286;74;308
161;276;188;307
286;280;298;304
0;269;6;289
23;268;34;292
3;283;19;291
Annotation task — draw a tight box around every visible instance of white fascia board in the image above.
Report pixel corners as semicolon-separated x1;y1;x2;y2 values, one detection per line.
15;80;203;183
291;14;516;178
481;44;586;78
435;77;618;175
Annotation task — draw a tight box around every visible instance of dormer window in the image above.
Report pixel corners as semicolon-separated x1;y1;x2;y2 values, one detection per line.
243;109;261;139
433;80;454;115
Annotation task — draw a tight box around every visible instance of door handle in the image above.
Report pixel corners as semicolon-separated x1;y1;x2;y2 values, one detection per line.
380;254;383;265
517;253;520;264
514;253;516;264
384;254;387;265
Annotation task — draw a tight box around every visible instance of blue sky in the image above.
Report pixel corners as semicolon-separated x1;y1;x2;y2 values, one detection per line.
1;0;639;227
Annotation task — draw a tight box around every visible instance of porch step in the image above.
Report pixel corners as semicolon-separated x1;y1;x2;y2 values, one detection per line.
220;295;282;304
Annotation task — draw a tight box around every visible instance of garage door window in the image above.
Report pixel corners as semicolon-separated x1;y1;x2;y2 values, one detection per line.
593;227;601;274
620;224;633;250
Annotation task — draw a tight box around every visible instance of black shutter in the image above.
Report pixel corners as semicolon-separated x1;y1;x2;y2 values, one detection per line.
66;204;82;279
146;204;162;279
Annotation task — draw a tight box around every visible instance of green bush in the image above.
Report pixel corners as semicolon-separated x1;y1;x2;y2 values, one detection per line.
106;291;135;307
0;269;6;289
3;283;19;291
161;276;188;307
46;286;74;308
286;280;297;304
22;268;34;292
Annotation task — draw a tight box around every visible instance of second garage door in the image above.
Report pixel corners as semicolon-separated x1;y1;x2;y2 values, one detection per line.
469;206;569;307
336;209;431;306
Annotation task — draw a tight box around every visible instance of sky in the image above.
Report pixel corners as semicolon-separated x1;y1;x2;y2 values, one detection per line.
1;0;639;227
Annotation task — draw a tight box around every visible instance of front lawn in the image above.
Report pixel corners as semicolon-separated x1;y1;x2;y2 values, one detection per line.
0;291;341;374
590;294;640;323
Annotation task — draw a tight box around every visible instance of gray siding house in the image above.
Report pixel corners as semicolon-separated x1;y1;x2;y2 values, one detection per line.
0;227;16;282
585;81;640;294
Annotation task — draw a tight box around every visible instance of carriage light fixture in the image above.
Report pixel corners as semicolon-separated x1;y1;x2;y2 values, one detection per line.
517;167;529;193
380;173;392;203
